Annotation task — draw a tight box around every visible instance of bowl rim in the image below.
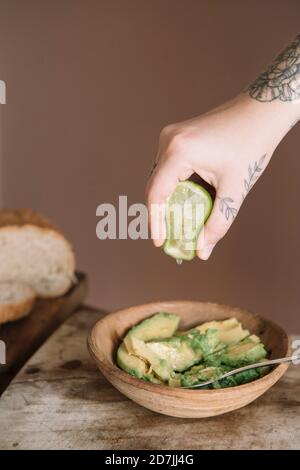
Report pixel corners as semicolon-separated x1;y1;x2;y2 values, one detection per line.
88;300;291;396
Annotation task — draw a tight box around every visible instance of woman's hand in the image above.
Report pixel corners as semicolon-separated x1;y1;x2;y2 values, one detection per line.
147;34;300;260
146;94;299;260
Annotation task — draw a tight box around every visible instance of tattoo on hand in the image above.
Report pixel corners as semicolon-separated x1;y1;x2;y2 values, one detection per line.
243;154;267;197
219;154;267;221
247;34;300;102
219;197;237;221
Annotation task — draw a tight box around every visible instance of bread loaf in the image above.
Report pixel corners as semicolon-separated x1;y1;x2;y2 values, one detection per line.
0;209;75;298
0;281;36;324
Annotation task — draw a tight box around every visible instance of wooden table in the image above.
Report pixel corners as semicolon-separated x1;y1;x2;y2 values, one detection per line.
0;308;299;450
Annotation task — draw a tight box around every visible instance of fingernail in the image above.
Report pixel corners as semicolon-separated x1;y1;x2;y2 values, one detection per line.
200;243;215;260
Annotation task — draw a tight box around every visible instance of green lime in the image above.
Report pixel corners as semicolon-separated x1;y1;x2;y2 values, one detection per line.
163;181;213;261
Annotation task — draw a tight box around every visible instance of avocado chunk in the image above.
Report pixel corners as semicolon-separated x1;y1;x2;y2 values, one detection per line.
124;313;180;353
168;373;182;388
127;329;221;380
142;374;164;385
196;317;238;333
175;328;223;357
146;328;221;373
117;343;149;379
126;336;172;381
219;335;267;367
177;318;238;337
195;318;250;345
117;342;165;384
212;358;271;388
146;335;202;372
185;328;222;359
214;366;270;388
182;362;270;389
182;365;223;387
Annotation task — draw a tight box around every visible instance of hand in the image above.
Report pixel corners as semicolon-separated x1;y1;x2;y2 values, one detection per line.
146;94;299;260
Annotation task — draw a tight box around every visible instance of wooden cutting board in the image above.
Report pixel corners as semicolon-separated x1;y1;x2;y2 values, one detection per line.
0;272;87;394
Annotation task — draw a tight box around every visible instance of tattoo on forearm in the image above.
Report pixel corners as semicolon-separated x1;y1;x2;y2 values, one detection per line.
219;154;267;221
243;154;267;197
219;197;237;221
248;34;300;102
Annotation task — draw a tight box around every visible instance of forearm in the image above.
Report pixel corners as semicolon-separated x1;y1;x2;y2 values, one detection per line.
244;34;300;147
248;34;300;104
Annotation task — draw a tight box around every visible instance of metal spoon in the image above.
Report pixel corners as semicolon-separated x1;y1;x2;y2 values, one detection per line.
182;354;300;389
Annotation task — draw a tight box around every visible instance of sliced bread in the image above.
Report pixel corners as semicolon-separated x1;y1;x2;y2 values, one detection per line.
0;281;36;324
0;209;76;298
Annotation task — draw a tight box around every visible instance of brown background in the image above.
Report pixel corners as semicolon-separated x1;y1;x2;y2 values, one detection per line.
0;0;299;332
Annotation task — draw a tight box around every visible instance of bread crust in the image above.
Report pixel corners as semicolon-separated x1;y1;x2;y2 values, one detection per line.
0;208;60;232
0;293;36;325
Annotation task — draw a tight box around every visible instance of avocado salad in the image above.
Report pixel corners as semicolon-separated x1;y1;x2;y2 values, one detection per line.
117;313;270;388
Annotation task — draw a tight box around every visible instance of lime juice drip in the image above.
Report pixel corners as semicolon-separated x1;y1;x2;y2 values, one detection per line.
176;258;183;265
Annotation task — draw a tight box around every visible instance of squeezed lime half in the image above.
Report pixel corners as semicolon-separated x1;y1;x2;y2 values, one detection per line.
163;181;213;261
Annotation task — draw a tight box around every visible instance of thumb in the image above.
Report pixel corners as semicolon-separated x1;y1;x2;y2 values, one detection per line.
147;158;193;247
197;185;241;260
146;160;181;247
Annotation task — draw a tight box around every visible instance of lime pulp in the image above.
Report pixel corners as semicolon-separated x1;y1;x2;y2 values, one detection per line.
163;181;213;261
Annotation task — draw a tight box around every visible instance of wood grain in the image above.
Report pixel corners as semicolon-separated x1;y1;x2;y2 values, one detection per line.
88;301;290;418
0;272;87;394
0;308;299;450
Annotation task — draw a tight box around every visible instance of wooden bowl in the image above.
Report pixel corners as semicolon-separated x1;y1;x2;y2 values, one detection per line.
88;301;290;418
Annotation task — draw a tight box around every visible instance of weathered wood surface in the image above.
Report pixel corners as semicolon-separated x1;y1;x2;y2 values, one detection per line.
0;309;299;450
0;272;88;394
